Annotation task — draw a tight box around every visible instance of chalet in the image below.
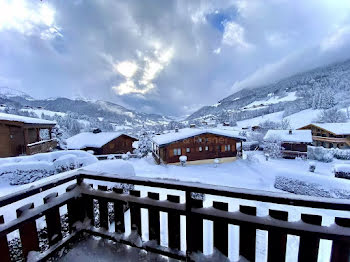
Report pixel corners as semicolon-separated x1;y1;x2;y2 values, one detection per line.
264;129;312;158
66;130;138;155
223;122;230;127
0;112;57;157
152;128;246;165
298;123;350;149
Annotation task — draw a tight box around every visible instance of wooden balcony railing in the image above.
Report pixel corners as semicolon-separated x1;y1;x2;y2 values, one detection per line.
26;139;57;155
0;171;350;261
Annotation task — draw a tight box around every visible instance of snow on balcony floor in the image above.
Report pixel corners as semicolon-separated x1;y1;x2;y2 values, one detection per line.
57;236;175;262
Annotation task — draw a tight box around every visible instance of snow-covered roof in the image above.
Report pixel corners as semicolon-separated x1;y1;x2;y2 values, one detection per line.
67;132;136;149
309;123;350;135
264;130;312;143
152;128;246;146
0;112;56;125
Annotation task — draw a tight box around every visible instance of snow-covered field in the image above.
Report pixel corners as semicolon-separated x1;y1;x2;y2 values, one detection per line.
1;153;350;261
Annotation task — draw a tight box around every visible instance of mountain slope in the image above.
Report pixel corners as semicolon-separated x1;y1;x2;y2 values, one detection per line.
0;87;170;127
187;59;350;122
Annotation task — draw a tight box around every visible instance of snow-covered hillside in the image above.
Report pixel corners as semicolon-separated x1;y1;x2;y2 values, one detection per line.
187;59;350;125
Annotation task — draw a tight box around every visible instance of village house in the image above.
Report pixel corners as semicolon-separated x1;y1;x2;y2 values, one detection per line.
264;129;312;158
152;128;246;164
66;129;138;155
0;112;57;157
298;123;350;149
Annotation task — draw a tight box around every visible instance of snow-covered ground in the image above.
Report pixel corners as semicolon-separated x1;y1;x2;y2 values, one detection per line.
1;153;350;261
236;109;325;129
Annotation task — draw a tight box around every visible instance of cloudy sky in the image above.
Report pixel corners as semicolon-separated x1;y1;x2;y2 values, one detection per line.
1;0;350;116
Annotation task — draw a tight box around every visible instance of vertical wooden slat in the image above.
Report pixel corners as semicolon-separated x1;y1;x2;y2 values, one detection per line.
298;214;322;262
17;203;39;259
330;217;350;262
267;209;288;262
130;190;142;236
239;205;257;262
43;192;62;246
186;191;203;254
167;195;180;250
113;187;125;234
148;192;160;245
0;215;11;262
83;184;94;226
213;201;229;257
66;184;84;232
98;185;109;230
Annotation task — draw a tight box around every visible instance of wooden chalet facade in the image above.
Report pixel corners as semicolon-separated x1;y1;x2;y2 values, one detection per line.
298;123;350;149
264;129;312;159
0;113;57;158
152;128;245;164
66;131;138;155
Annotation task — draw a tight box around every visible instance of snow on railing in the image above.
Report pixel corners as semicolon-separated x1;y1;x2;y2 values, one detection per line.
0;171;350;261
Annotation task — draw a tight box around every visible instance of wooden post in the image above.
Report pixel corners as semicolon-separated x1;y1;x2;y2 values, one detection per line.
49;128;52;139
36;128;40;142
83;184;94;226
43;192;62;246
98;185;109;230
330;217;350;262
16;203;39;259
113;187;125;234
23;128;29;154
130;190;142;236
66;184;84;232
298;214;322;262
186;192;203;255
267;209;288;262
148;192;160;245
167;195;180;250
213;201;229;257
0;215;11;262
239;205;257;262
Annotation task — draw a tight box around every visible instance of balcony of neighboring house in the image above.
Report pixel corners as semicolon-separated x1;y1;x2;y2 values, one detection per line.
0;171;350;262
312;135;350;145
24;126;57;155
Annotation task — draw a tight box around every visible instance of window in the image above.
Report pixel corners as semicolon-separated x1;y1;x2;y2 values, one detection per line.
224;145;231;151
198;138;202;143
173;148;181;156
205;146;209;151
186;148;190;153
199;146;202;151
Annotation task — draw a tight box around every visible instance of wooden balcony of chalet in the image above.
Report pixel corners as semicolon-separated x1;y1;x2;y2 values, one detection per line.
312;135;350;144
0;171;350;261
26;139;57;155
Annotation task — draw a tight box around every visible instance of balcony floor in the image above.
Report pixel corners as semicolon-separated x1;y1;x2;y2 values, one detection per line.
57;236;178;262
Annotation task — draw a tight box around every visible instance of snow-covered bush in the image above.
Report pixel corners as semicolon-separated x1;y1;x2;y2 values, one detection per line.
122;154;129;160
333;164;350;180
0;151;97;185
53;154;80;173
179;155;187;167
246;152;260;163
263;135;283;159
309;162;316;172
307;146;333;162
333;149;350;160
274;176;350;199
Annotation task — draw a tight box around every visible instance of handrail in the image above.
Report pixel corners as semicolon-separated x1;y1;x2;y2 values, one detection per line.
0;171;349;261
2;170;350;211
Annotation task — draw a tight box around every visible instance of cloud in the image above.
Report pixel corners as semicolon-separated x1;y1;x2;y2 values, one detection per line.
115;61;138;78
2;0;350;116
222;21;253;50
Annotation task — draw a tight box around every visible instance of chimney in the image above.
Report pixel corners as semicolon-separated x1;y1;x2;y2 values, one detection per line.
289;129;292;135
